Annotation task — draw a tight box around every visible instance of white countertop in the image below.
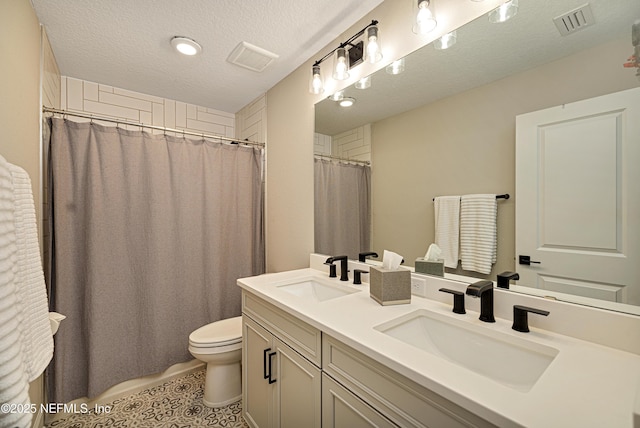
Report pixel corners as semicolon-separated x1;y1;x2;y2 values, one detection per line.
238;267;640;428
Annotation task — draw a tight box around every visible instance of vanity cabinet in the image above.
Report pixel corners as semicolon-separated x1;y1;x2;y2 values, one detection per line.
322;335;496;428
242;290;495;428
242;293;322;428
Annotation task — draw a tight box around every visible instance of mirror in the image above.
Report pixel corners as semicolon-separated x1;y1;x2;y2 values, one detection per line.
314;0;640;314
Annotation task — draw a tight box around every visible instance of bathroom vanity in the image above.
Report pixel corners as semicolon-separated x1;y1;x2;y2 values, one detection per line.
238;258;640;427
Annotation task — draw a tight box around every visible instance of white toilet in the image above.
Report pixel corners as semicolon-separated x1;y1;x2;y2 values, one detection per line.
188;316;243;407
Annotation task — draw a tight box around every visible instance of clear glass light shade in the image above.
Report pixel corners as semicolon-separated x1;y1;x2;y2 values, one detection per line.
434;30;457;50
332;47;350;80
170;37;202;56
385;58;405;75
309;65;324;94
365;26;383;64
488;0;519;23
414;0;437;34
329;91;344;101
355;76;371;89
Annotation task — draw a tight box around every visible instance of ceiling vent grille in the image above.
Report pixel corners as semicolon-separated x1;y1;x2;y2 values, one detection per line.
227;42;279;72
553;3;596;36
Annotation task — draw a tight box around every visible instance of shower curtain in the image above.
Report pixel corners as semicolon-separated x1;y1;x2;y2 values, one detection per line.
48;118;264;403
314;158;371;260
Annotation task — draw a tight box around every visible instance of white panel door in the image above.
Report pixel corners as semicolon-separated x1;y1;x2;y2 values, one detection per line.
516;87;640;305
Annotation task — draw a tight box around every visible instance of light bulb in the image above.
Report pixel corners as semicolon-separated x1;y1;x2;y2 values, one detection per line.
365;26;383;64
310;65;324;94
333;47;350;80
415;0;437;34
385;58;405;75
434;31;457;50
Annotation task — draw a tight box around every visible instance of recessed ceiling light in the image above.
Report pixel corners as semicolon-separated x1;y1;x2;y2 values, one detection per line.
339;97;356;107
171;37;202;56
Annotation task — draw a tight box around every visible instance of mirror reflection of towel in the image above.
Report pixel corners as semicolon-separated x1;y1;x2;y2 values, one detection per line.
434;196;460;268
460;194;497;275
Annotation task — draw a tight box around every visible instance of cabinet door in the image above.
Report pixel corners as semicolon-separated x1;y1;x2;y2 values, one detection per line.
274;338;322;428
242;316;274;428
322;373;397;428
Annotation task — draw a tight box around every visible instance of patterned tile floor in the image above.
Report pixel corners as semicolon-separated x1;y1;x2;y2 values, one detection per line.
45;369;249;428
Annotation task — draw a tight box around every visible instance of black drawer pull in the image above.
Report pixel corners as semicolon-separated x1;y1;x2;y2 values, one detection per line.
267;351;277;384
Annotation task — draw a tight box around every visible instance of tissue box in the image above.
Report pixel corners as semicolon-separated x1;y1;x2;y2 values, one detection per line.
415;258;445;277
369;266;411;305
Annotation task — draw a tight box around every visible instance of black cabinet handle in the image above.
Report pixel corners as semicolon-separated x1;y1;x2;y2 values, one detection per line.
267;351;277;384
263;348;271;379
519;255;541;266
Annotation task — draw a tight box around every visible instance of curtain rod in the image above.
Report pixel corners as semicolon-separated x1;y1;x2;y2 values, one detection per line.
432;194;510;201
314;154;370;165
42;107;265;148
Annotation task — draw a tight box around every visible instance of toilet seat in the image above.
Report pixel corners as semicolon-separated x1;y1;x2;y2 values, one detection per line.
189;316;242;349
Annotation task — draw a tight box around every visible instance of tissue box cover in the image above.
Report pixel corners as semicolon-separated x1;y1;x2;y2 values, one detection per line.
369;266;411;305
415;258;445;277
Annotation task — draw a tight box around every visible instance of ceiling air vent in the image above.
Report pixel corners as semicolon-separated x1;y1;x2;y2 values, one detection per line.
227;41;279;72
553;3;596;36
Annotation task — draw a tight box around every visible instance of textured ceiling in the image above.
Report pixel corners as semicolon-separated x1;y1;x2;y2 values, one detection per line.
315;0;640;136
31;0;384;113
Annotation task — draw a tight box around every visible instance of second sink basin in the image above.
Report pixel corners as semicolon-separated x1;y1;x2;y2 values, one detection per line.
274;276;361;302
374;309;558;392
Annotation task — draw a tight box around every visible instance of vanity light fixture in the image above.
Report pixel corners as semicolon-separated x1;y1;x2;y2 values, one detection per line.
414;0;437;35
308;20;381;93
355;76;371;89
329;91;345;101
339;97;356;107
333;47;350;80
365;25;383;63
310;65;324;94
170;36;202;56
488;0;519;23
434;30;457;50
385;58;405;75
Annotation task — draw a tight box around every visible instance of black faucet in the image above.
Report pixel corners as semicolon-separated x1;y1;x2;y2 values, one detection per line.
439;288;466;314
353;269;368;285
466;280;495;323
325;255;349;281
497;271;520;289
358;252;379;263
512;305;549;333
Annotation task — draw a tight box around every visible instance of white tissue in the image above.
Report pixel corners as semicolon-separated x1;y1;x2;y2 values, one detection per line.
382;250;403;270
425;243;443;261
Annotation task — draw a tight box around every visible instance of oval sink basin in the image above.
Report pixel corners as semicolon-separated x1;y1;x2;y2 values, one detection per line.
275;277;361;302
374;309;558;392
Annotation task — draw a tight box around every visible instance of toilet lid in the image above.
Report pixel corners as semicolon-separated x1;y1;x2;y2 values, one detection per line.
189;316;242;346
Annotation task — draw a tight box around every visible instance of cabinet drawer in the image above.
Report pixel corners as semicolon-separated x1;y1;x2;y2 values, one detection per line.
242;291;322;367
322;373;397;428
323;335;498;428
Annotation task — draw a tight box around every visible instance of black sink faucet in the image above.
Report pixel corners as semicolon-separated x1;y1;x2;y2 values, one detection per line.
325;255;349;281
466;280;495;323
358;252;379;263
497;271;520;289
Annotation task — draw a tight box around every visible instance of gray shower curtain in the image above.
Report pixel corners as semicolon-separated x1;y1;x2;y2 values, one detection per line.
314;158;371;260
48;118;264;403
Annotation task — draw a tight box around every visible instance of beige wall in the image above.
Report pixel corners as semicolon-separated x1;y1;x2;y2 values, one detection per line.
265;0;504;271
0;0;42;228
1;2;48;426
371;37;639;279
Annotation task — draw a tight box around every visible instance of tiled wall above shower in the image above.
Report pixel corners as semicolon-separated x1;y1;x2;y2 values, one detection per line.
61;77;235;139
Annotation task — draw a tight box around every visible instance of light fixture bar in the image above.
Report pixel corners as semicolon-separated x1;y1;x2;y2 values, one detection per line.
311;20;379;69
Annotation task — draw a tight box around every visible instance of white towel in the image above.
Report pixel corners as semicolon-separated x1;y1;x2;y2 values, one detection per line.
9;164;54;381
433;196;460;268
0;155;31;428
460;194;497;275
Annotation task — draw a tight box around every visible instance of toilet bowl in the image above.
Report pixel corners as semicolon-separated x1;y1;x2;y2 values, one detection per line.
189;316;243;407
